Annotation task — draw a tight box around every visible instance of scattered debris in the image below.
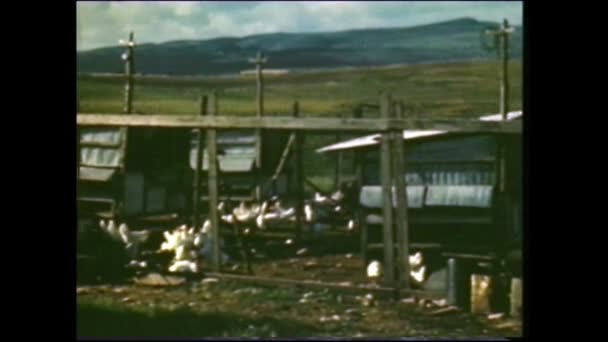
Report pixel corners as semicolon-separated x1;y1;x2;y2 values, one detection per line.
432;298;448;307
201;277;219;285
285;239;294;245
345;253;353;259
361;293;376;307
494;320;522;330
400;297;416;304
133;273;186;287
303;260;319;269
338;281;353;286
488;312;505;320
76;287;90;295
319;314;341;322
428;306;460;316
112;287;128;294
121;297;133;303
296;248;309;256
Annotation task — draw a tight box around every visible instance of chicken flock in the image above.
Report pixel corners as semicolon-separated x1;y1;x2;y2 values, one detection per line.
95;188;428;285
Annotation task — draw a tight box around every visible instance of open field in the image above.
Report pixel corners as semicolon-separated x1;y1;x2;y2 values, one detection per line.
78;60;522;183
78;60;522;118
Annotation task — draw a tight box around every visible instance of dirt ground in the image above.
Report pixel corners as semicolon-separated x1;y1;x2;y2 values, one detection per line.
77;225;522;338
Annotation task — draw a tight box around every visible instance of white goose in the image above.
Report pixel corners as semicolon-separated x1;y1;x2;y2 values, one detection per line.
168;260;199;273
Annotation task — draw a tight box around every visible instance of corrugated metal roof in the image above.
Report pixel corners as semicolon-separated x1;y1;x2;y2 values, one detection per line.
78;166;117;182
478;111;522;121
317;110;522;153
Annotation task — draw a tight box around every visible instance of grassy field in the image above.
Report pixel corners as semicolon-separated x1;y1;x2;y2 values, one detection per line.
78;60;522;118
78;60;522;185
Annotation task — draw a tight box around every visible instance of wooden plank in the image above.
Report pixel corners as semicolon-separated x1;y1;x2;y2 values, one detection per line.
77;114;522;133
204;272;445;300
379;93;395;285
123;31;135;115
392;100;411;289
192;95;207;230
293;101;304;239
206;92;221;272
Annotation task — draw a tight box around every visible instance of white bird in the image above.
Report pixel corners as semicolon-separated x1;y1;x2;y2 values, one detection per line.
168;260;199;273
347;219;356;231
314;192;331;204
367;260;383;279
233;201;259;222
304;203;315;223
331;190;345;202
202;219;212;234
118;223;149;245
103;220;122;241
410;265;426;284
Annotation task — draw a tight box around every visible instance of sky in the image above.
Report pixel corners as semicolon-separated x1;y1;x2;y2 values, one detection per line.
77;1;523;51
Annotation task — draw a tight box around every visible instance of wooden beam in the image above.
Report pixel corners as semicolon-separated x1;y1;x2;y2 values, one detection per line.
392;101;410;289
192;95;207;230
379;93;395;285
293;101;304;239
206;92;221;272
77;114;522;133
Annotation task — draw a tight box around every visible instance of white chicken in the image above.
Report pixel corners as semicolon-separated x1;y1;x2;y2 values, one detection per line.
118;223;150;245
410;265;427;284
168;260;199;273
233;201;260;223
304;203;315;223
99;219;122;241
367;260;383;279
409;252;423;269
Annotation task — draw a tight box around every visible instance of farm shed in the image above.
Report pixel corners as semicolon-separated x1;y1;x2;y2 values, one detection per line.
188;129;291;201
77;126;292;220
317;110;523;274
77;127;192;220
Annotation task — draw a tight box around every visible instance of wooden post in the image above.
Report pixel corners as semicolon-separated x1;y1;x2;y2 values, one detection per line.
354;105;368;265
392;101;411;289
500;19;511;121
192;95;207;229
121;32;136;115
293;101;304;239
207;92;221;271
379;93;395;285
335;113;343;190
248;51;267;201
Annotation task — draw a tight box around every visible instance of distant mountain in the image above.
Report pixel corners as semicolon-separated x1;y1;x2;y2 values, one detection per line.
77;18;522;76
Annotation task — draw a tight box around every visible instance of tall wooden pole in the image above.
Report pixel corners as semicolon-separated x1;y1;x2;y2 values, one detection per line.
192;95;208;229
121;31;136;115
293;101;304;239
354;105;369;265
392;101;410;290
335;113;343;190
500;19;511;121
248;51;267;201
207;92;221;271
379;93;395;285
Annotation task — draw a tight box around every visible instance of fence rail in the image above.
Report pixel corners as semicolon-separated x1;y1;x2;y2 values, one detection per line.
77;114;522;133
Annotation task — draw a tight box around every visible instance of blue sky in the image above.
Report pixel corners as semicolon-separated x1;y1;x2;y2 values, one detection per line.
77;1;522;51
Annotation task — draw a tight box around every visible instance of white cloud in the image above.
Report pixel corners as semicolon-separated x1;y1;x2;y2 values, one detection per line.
77;1;522;51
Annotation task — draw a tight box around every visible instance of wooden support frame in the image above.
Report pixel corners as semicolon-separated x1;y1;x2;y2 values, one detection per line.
77;114;521;133
192;95;207;229
293;101;304;239
206;92;221;271
379;93;395;285
392;101;410;289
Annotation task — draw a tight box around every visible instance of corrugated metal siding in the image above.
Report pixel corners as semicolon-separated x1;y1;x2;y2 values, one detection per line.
79;167;116;182
80;147;122;167
365;164;496;187
190;131;257;172
359;185;425;209
79;128;124;168
425;186;493;208
80;128;124;146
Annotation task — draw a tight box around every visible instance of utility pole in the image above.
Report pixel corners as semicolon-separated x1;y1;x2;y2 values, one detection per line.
119;31;136;114
248;51;268;201
484;19;514;120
